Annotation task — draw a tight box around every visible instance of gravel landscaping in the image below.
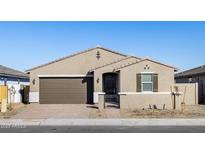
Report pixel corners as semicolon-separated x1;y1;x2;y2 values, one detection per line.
120;109;205;119
92;105;205;119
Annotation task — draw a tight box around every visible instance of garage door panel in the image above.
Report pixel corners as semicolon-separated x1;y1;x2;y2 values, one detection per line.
40;99;84;104
41;94;87;99
39;77;93;104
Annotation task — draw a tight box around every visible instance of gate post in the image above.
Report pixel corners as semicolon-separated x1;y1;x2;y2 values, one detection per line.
98;93;105;110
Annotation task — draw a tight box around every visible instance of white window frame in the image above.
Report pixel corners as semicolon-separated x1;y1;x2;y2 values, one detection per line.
141;73;153;92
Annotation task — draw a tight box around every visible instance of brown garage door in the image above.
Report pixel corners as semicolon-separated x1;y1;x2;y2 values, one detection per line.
39;77;93;104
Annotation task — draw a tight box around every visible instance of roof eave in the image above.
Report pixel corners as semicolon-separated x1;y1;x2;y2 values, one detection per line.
175;72;205;78
89;56;141;72
114;58;177;71
0;73;29;79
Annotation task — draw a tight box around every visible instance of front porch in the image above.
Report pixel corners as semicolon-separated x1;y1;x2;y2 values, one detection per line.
94;72;120;109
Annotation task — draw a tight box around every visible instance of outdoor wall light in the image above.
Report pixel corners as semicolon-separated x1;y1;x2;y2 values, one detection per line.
32;79;36;85
97;78;100;83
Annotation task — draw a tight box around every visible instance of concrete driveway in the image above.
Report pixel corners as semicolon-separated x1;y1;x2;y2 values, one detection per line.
10;104;98;119
10;103;121;119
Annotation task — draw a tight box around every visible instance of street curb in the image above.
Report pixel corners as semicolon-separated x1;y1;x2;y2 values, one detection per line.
41;119;205;126
0;119;43;126
1;119;205;126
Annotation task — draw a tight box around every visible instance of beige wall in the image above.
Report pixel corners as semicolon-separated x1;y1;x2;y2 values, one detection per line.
120;93;174;110
119;83;198;110
171;83;198;106
29;48;126;92
118;61;197;110
94;57;139;92
94;59;179;110
120;60;175;92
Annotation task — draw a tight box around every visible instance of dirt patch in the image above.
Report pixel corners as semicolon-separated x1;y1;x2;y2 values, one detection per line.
121;105;205;118
0;103;27;119
89;105;205;119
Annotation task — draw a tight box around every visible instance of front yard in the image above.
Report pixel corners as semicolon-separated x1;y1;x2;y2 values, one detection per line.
121;106;205;119
1;103;205;119
0;103;27;118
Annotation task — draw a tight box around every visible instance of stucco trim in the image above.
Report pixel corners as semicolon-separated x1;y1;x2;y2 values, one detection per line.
38;75;93;78
140;72;156;74
29;92;39;103
94;92;105;103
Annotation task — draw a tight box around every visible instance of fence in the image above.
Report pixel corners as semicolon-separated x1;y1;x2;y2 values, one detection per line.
172;83;198;106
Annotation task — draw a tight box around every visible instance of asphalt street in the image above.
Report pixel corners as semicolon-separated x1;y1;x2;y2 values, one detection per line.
1;125;205;133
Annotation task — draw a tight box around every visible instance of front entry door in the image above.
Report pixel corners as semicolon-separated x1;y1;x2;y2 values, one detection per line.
103;73;118;103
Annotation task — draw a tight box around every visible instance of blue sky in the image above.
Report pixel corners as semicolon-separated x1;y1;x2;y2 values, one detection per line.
0;21;204;72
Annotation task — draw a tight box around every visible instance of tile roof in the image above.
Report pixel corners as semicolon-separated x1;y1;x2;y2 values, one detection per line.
25;46;176;73
89;56;140;72
0;65;29;79
26;46;130;72
175;65;205;78
113;61;140;71
114;58;178;71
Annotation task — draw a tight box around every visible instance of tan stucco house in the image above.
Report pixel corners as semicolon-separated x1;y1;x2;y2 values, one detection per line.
27;46;194;110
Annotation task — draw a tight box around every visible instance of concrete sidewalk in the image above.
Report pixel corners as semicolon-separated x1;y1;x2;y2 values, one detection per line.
1;119;205;126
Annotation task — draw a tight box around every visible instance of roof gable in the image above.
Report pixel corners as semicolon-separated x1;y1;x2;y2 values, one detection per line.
26;46;176;73
114;58;177;71
26;46;129;72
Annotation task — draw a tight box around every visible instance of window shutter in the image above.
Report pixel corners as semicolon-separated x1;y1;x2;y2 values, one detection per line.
137;74;142;92
153;74;158;92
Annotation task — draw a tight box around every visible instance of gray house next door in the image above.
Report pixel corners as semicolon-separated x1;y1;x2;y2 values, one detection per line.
39;77;93;104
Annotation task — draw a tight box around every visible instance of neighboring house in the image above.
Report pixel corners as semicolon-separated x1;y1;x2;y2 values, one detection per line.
0;65;29;103
26;46;195;110
175;65;205;103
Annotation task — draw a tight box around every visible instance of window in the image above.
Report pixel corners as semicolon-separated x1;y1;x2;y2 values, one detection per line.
137;73;158;92
142;74;153;92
